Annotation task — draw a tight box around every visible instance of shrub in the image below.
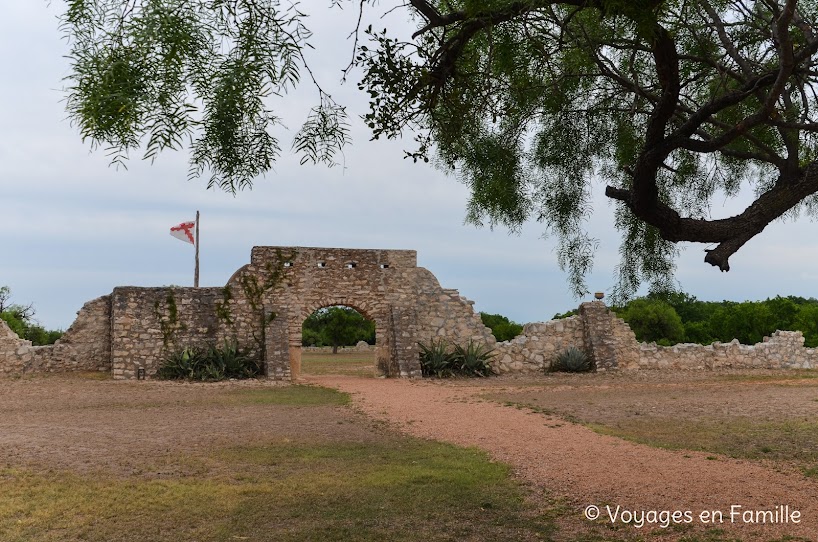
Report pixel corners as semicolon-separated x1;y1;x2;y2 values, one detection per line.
551;346;592;373
418;339;495;378
156;340;262;381
452;340;495;377
616;299;685;344
479;312;523;342
418;339;455;378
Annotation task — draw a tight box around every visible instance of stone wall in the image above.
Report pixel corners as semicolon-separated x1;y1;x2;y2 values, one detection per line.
493;302;817;373
634;331;817;370
0;295;111;375
5;245;817;380
251;246;495;380
493;317;584;373
110;287;242;379
303;341;374;354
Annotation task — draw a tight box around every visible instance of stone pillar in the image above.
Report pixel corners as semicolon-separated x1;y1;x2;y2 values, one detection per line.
264;306;291;380
579;301;618;371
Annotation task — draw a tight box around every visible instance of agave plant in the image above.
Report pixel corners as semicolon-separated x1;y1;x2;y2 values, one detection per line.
157;340;262;381
551;346;591;373
418;339;455;378
452;340;495;377
156;346;207;380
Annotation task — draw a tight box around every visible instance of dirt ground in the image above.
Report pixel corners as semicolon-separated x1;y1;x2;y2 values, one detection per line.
2;368;818;541
0;374;376;478
310;370;818;541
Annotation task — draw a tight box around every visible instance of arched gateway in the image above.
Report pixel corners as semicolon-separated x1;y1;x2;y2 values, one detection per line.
105;246;494;379
250;246;494;379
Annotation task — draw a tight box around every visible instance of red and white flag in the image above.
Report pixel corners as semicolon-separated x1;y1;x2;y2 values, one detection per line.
170;220;196;245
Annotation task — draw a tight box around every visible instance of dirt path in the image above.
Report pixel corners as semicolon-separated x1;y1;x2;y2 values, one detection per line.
308;375;818;541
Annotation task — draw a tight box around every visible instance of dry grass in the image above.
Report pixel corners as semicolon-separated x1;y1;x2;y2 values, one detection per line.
0;375;554;542
485;370;818;477
300;351;377;377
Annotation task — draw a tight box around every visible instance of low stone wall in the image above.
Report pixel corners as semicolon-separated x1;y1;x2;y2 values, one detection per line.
492;304;817;374
493;316;584;373
0;295;111;376
634;331;817;370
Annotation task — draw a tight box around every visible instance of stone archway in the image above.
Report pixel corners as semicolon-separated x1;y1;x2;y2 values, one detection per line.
245;246;496;380
292;300;382;379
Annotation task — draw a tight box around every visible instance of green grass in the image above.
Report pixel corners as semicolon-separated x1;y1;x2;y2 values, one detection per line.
0;442;552;542
226;384;350;406
585;418;818;468
300;351;376;377
0;384;556;542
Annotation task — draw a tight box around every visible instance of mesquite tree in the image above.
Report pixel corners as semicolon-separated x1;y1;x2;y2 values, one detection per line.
62;1;818;299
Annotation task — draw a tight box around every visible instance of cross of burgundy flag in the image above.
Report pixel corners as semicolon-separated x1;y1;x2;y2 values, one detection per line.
170;211;201;287
170;220;196;245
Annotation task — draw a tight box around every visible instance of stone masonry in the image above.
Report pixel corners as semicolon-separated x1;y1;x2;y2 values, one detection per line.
0;295;111;375
1;246;494;380
1;246;816;378
491;303;817;372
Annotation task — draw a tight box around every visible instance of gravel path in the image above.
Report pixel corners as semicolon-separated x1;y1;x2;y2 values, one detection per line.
309;375;818;541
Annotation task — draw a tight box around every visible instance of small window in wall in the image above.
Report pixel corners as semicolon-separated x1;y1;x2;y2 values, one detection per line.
284;261;293;268
317;261;327;268
345;262;357;269
380;263;390;269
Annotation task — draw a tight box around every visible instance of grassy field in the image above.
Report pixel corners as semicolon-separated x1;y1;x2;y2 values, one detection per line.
300;351;377;377
0;379;558;542
4;366;816;542
486;371;818;478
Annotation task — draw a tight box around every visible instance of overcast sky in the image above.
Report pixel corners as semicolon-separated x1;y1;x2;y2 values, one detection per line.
2;3;818;331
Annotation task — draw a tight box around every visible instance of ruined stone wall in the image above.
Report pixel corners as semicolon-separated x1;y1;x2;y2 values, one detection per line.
493;317;584;373
0;295;111;376
110;287;255;379
496;303;817;374
11;244;816;381
635;331;818;370
408;275;496;349
250;246;495;380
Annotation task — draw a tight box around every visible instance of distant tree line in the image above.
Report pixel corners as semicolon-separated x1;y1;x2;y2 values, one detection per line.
0;286;63;345
302;306;375;354
609;293;818;347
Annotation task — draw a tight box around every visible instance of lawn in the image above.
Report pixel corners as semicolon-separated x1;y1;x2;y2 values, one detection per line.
300;351;377;377
0;376;553;542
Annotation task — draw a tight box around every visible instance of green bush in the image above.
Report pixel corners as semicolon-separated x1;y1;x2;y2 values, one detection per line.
479;312;523;342
616;299;685;344
156;340;262;381
551;346;592;373
418;339;495;378
452;340;495;377
418;339;455;378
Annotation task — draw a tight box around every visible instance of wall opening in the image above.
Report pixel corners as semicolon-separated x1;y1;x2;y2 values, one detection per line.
299;305;377;376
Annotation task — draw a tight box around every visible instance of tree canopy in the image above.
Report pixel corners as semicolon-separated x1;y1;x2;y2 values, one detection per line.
612;292;818;346
63;0;818;299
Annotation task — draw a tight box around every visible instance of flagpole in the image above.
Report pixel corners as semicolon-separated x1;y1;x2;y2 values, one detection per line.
194;210;200;288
